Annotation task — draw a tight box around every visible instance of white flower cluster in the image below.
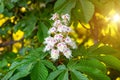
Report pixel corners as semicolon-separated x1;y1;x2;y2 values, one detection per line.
43;13;77;61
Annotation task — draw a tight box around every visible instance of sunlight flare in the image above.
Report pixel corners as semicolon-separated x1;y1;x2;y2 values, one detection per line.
112;14;120;22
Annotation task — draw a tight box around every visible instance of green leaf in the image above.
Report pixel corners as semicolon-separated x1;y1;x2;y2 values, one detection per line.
0;59;8;68
67;60;79;70
23;14;37;38
11;0;19;3
42;60;56;71
3;47;47;80
9;62;34;80
14;20;25;32
47;70;64;80
78;59;107;73
76;66;110;80
57;64;66;70
4;58;35;80
0;2;4;13
92;46;116;55
72;45;87;57
27;47;48;60
70;69;88;80
2;9;13;16
9;61;20;70
54;0;76;14
17;0;28;7
37;22;48;43
14;14;37;38
30;62;48;80
9;70;30;80
57;70;68;80
97;55;120;72
9;58;33;70
1;69;15;80
5;1;14;10
89;0;114;16
72;0;94;23
54;0;66;10
87;43;100;53
2;56;34;80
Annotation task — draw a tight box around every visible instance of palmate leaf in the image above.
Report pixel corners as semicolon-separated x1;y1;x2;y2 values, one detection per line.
10;60;36;80
1;60;33;80
47;64;66;80
67;59;109;80
87;43;100;53
9;60;29;70
9;62;34;80
9;70;30;80
54;0;66;10
54;0;76;14
67;59;108;80
76;66;110;80
3;59;35;80
42;60;56;71
67;60;79;70
92;45;116;55
2;46;47;80
2;59;30;80
26;47;48;60
57;64;66;70
30;61;48;80
47;70;64;80
72;0;94;23
87;44;118;59
1;69;15;80
9;47;45;71
78;59;107;73
70;69;88;80
26;47;48;63
57;70;68;80
97;55;120;72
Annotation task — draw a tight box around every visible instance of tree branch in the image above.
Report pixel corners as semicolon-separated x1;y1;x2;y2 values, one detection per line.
0;38;24;47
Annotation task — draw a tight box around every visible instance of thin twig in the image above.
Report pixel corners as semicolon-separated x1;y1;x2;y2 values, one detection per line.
0;38;24;47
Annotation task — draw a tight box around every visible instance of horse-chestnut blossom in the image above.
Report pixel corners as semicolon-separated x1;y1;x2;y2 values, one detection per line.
43;13;77;61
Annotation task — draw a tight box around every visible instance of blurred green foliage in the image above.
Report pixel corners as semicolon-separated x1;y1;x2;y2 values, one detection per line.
0;0;120;80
